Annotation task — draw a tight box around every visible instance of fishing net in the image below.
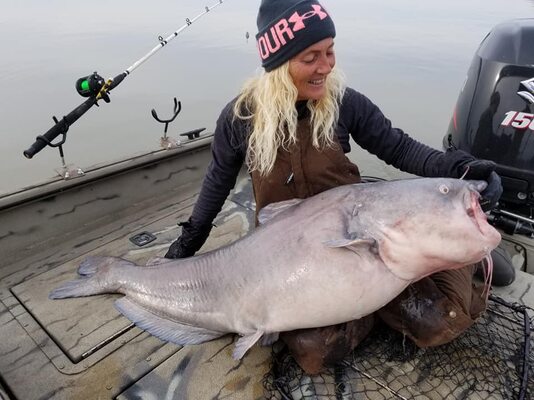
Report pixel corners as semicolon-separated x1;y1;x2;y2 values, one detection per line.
263;295;534;400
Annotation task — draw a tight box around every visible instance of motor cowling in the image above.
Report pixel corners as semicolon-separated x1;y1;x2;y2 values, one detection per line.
444;19;534;211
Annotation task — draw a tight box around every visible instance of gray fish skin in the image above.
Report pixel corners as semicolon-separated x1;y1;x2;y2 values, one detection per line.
49;178;501;359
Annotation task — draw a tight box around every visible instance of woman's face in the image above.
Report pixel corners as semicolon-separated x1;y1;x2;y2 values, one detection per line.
288;37;336;101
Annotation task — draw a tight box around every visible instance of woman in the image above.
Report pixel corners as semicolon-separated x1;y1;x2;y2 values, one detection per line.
165;0;503;373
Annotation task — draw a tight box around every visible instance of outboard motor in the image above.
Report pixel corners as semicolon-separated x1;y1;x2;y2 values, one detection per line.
444;18;534;277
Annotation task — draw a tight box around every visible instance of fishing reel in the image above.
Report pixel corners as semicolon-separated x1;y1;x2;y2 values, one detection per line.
75;72;110;102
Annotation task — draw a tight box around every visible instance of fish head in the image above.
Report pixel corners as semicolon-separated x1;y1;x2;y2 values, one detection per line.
373;178;501;281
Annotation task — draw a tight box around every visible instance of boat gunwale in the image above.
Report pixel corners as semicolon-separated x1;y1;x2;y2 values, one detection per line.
0;135;213;212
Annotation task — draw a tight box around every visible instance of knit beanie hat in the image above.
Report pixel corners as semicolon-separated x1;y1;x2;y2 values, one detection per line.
256;0;336;71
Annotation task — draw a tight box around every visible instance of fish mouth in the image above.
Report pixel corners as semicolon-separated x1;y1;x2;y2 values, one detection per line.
465;188;499;248
466;191;485;234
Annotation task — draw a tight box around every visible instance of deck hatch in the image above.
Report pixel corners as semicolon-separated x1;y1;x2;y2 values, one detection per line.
6;182;256;368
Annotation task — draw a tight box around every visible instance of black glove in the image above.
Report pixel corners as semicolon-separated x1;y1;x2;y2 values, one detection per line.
460;159;503;211
164;218;213;259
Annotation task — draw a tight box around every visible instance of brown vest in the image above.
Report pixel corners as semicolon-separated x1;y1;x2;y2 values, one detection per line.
251;119;362;215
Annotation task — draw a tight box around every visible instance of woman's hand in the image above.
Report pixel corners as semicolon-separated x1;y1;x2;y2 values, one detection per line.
461;159;503;211
164;219;213;259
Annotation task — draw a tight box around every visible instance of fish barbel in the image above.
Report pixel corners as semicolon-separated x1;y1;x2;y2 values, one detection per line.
49;178;501;359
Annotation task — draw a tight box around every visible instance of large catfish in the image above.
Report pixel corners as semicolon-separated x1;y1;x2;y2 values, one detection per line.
50;178;501;359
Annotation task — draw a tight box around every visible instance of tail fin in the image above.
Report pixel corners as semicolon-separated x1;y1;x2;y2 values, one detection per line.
49;256;133;299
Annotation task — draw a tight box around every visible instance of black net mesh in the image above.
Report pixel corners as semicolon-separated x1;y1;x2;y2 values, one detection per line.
264;295;534;400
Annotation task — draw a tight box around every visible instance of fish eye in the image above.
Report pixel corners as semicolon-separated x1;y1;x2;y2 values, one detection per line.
439;184;450;195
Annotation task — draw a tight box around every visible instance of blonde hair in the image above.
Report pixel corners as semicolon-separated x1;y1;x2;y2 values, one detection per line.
233;64;346;176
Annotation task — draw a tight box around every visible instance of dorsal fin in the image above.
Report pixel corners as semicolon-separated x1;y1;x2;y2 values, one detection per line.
257;198;304;225
145;256;176;267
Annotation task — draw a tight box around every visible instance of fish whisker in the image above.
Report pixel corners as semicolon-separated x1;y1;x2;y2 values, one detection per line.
481;254;493;302
459;166;470;180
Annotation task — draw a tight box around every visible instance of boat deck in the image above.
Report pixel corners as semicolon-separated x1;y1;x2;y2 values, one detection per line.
0;141;533;399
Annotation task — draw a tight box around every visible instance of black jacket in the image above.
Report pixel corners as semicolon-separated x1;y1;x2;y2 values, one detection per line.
191;87;473;227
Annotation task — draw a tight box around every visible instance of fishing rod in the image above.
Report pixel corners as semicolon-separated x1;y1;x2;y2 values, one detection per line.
23;0;225;160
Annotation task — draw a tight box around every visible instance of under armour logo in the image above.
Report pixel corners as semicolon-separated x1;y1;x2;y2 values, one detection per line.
257;4;330;60
288;5;328;32
518;77;534;104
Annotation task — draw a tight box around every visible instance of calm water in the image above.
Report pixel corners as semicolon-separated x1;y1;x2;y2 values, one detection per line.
0;0;533;194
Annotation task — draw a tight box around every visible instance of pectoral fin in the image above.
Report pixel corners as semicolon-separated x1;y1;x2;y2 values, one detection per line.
323;237;377;255
323;238;376;248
